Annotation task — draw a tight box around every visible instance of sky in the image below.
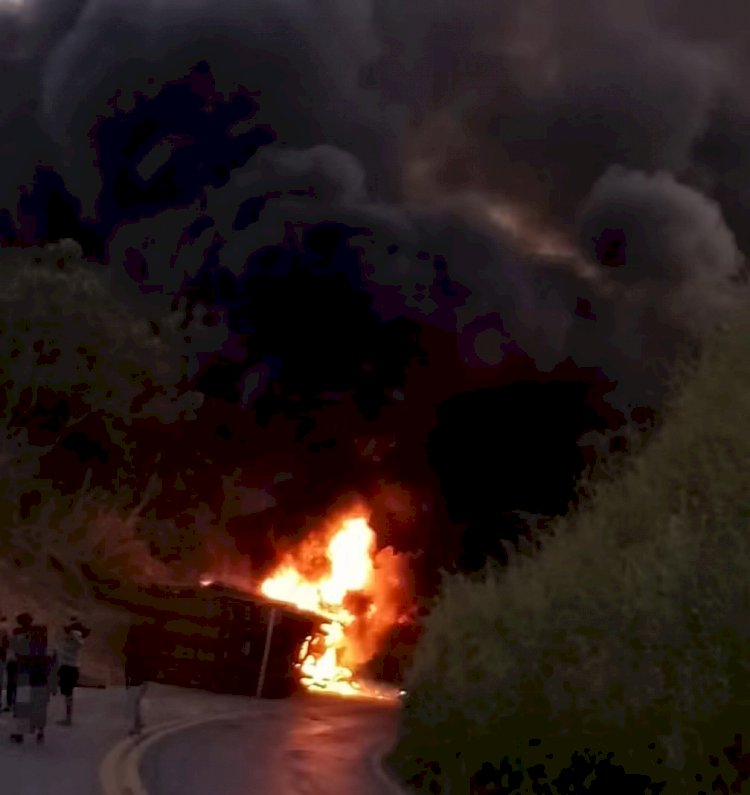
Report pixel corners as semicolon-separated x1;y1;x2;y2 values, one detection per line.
2;0;748;581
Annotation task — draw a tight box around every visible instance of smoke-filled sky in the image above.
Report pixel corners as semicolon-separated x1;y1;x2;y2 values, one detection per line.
3;0;749;577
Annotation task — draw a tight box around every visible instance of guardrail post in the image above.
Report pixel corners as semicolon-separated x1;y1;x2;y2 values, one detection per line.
256;607;277;698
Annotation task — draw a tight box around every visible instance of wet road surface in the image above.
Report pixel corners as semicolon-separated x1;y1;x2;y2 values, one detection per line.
140;693;402;794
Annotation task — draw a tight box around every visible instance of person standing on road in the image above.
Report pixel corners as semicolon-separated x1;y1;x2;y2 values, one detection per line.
0;615;8;711
9;615;56;744
26;621;55;744
4;615;21;714
124;623;149;736
9;614;31;742
57;618;89;727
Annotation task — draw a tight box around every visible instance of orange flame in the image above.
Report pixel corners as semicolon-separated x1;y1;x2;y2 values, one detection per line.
259;509;407;697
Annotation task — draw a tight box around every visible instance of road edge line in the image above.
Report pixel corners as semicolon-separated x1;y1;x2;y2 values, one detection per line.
100;708;257;795
100;716;194;795
102;700;407;795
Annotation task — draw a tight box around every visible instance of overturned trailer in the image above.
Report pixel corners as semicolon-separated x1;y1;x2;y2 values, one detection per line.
98;580;324;698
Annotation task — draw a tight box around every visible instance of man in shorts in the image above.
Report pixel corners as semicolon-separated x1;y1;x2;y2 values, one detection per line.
57;619;90;726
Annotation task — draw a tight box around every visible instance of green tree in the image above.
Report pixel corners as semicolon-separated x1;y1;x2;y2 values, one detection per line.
0;240;216;587
0;241;209;495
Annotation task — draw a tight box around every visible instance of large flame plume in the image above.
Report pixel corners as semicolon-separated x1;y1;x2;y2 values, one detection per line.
259;507;409;696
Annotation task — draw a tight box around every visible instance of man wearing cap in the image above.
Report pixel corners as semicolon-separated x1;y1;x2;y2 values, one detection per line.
56;618;90;727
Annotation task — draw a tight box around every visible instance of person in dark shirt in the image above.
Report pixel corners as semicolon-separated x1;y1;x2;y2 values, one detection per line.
0;615;8;711
4;615;20;714
9;614;55;744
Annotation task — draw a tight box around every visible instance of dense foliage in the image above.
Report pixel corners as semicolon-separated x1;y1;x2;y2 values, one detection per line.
390;310;750;793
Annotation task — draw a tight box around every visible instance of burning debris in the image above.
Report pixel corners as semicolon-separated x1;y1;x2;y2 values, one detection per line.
259;508;411;697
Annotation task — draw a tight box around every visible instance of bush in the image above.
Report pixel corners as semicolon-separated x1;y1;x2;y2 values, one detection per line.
392;314;750;793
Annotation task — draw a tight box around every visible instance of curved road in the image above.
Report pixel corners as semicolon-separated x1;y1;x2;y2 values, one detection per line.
140;694;402;795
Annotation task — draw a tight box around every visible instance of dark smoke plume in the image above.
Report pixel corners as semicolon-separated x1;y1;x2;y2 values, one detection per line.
1;0;748;411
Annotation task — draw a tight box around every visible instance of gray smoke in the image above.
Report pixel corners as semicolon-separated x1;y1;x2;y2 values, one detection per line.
36;0;392;215
578;167;741;306
1;0;749;408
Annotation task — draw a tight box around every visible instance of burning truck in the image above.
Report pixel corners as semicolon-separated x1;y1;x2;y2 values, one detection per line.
103;508;414;699
102;580;324;698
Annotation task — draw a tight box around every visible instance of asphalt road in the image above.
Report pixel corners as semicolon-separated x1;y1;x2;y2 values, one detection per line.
140;693;402;795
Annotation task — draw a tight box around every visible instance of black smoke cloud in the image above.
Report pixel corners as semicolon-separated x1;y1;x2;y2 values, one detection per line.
36;0;394;216
2;0;748;410
371;1;727;223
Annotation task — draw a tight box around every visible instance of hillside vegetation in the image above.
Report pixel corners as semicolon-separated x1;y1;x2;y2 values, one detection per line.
390;311;750;794
0;243;205;679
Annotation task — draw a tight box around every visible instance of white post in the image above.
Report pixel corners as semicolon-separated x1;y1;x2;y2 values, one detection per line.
256;607;277;698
